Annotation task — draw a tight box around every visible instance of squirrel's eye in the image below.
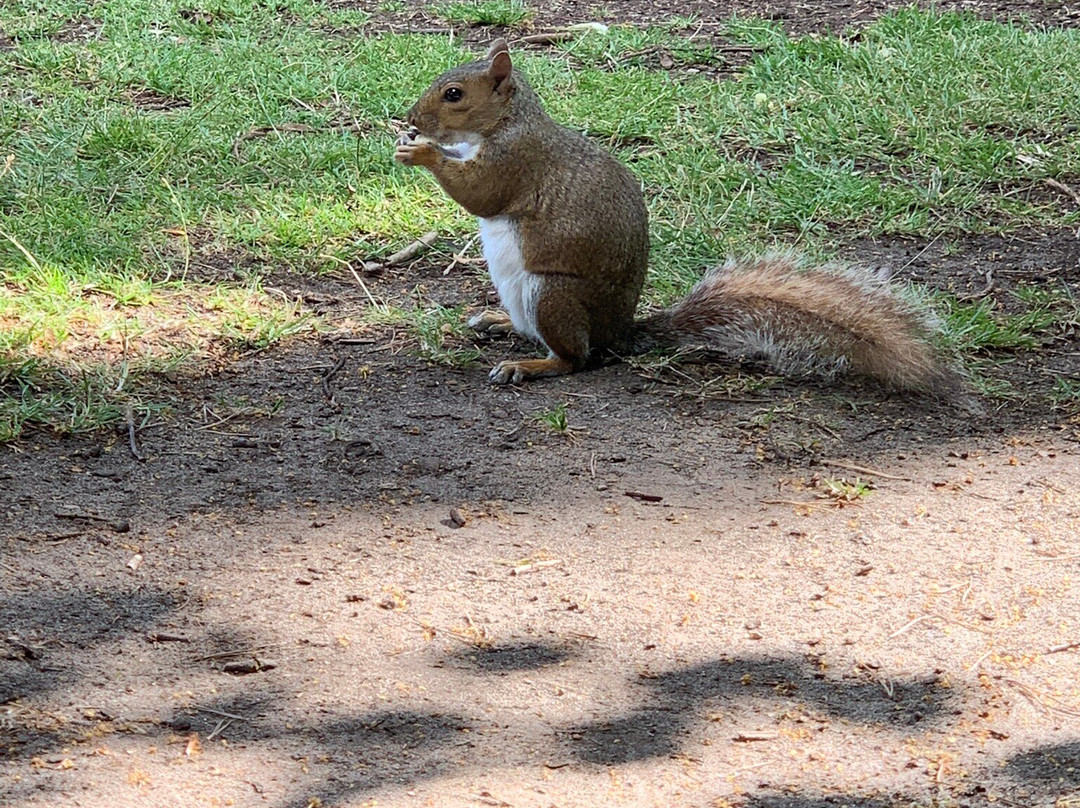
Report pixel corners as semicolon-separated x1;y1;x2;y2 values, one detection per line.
443;87;464;103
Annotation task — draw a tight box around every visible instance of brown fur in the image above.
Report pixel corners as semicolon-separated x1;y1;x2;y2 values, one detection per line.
635;256;960;393
397;42;961;396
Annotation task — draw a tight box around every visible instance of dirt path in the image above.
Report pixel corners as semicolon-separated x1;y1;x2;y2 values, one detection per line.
3;1;1080;806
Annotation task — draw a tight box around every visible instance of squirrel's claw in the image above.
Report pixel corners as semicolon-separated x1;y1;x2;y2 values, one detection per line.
488;361;522;385
396;126;421;145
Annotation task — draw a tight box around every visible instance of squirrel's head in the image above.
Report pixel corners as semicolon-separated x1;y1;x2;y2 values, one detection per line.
406;39;517;141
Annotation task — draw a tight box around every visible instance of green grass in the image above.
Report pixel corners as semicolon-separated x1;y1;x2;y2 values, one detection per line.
429;1;534;27
364;302;484;367
1;3;1078;438
534;401;570;433
938;282;1077;353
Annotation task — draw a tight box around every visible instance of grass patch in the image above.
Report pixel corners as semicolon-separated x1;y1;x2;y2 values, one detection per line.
0;3;1077;438
938;282;1077;354
429;1;534;27
364;302;484;367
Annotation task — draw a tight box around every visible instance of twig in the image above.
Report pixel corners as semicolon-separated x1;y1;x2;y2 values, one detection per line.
928;610;996;634
1043;177;1080;206
195;706;249;722
383;231;438;267
1047;641;1080;654
443;232;479;275
232;122;315;161
784;414;841;440
206;718;231;741
733;732;778;742
760;498;829;509
969;648;995;671
820;459;911;481
1034;553;1080;562
888;614;933;639
515;31;575;45
125;403;145;462
957;268;995;301
191;643;284;663
320;356;346;399
510;559;564;576
1004;678;1080;719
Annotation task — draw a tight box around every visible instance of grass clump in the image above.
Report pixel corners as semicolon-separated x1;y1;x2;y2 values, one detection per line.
429;1;534;27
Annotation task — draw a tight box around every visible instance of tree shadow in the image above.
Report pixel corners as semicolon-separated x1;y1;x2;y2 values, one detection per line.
1004;741;1080;792
0;585;178;706
440;638;576;673
569;655;951;765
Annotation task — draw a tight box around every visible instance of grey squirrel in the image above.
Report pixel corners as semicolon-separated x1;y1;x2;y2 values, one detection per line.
395;39;961;395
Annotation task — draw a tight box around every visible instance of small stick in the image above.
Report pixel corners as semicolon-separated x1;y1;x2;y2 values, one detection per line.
969;648;995;671
957;268;994;301
733;732;778;742
125;403;145;462
443;232;479;275
1047;641;1080;654
515;31;575;45
787;415;841;440
760;498;828;509
320;356;346;399
1034;553;1080;562
194;706;249;722
347;263;382;310
191;643;283;663
1043;177;1080;205
888;614;933;639
383;231;438;267
206;718;231;741
511;559;564;575
1004;677;1080;719
820;459;911;481
625;491;663;503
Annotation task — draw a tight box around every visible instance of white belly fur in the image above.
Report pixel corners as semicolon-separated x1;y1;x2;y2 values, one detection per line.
478;216;544;346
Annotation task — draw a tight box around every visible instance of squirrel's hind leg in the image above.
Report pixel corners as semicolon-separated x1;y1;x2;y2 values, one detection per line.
488;279;591;385
467;310;514;335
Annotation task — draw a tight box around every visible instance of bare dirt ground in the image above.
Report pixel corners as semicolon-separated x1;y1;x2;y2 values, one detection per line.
3;2;1080;807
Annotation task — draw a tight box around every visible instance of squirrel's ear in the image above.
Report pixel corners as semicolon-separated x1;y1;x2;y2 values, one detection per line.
487;39;512;87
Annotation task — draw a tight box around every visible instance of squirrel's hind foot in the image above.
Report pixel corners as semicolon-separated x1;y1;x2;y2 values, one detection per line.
489;357;574;385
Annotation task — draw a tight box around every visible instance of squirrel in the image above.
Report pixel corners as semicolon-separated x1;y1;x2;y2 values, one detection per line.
395;39;961;396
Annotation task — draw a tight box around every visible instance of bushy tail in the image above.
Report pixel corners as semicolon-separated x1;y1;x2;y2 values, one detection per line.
634;255;962;394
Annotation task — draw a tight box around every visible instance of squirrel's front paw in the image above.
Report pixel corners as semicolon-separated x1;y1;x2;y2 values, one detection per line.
394;131;439;167
468;310;514;336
